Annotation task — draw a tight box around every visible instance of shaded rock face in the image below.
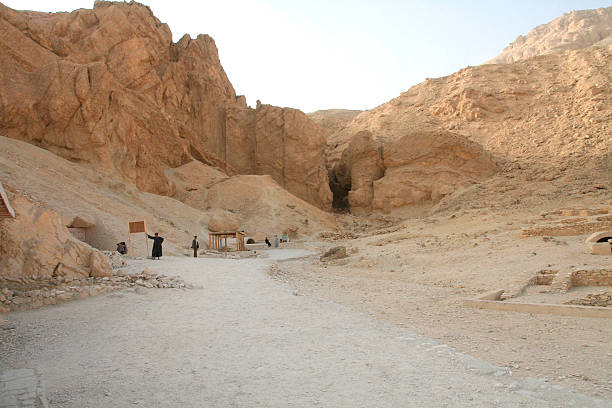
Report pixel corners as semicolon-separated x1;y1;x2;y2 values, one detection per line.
330;131;384;213
0;2;331;210
0;196;112;280
330;130;497;214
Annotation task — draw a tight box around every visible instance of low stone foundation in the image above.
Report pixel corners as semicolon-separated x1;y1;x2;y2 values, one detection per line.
571;269;612;287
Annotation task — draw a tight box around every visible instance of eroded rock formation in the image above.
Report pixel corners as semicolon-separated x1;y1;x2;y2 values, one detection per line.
324;45;611;192
371;130;497;213
0;195;112;280
0;1;331;210
330;130;497;214
330;131;384;213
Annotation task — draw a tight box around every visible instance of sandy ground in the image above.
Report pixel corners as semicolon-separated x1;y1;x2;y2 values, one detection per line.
274;209;612;401
1;250;609;407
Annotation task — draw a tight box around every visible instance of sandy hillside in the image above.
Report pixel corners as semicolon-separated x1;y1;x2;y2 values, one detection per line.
0;137;337;255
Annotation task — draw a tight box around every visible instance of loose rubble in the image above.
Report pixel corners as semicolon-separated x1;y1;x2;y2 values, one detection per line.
0;267;197;314
565;292;612;307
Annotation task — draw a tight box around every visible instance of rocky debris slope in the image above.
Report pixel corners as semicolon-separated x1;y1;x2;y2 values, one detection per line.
0;266;196;314
0;1;331;210
488;6;612;64
329;129;497;214
331;44;611;171
166;160;338;240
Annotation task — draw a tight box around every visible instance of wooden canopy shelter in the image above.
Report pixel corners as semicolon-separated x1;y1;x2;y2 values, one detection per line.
0;182;15;219
209;231;245;254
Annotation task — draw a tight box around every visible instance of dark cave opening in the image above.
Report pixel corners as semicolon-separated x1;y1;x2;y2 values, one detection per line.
328;165;351;212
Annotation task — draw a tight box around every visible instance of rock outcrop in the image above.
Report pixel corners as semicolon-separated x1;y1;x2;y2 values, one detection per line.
225;103;332;210
0;1;331;210
329;130;497;214
0;195;112;280
488;6;612;64
324;45;611;190
330;131;384;213
371;130;497;213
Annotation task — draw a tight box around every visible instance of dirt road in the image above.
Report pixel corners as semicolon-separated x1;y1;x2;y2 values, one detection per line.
0;251;608;407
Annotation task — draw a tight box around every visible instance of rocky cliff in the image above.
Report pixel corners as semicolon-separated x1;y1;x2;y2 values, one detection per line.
323;44;610;214
488;6;612;64
0;1;331;210
321;7;611;214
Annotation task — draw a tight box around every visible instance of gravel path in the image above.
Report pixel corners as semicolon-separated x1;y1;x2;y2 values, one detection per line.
0;250;609;407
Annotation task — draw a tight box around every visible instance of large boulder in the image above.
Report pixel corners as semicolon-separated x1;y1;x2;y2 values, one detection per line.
330;129;497;214
0;196;112;280
207;210;241;233
372;130;497;212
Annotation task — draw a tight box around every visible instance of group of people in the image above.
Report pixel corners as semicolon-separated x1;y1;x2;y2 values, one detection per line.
264;234;288;248
118;231;287;259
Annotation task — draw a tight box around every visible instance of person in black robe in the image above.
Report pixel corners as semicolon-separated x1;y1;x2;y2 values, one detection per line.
265;237;271;248
147;232;164;259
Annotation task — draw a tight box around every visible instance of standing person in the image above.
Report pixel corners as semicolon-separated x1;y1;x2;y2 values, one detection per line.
274;234;279;248
265;237;271;248
147;232;164;260
191;235;199;258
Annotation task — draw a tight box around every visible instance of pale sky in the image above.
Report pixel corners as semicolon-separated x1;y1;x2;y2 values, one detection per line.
4;0;611;112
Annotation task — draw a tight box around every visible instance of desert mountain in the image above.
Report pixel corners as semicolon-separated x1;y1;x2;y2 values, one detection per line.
0;1;331;210
488;6;612;64
324;37;610;213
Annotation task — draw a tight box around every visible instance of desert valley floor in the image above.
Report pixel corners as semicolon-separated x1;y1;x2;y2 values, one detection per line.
0;248;610;407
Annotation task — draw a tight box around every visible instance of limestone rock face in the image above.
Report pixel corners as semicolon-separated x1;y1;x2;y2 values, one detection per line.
329;129;497;214
488;6;612;64
0;196;112;280
0;2;332;210
372;131;497;212
330;131;384;213
253;105;332;211
324;44;611;193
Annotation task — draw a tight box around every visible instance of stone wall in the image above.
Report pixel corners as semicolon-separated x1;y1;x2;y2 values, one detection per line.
571;269;612;287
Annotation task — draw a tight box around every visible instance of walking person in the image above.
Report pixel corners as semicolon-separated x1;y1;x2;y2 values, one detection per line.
265;237;271;248
147;232;164;260
191;235;199;258
274;234;279;248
